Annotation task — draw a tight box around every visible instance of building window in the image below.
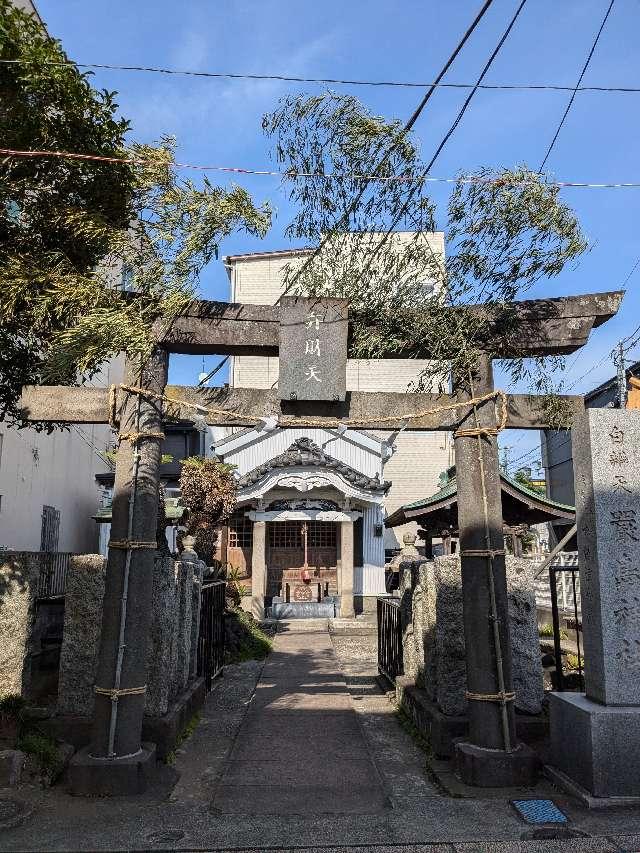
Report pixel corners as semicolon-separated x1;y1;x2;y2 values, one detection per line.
269;522;302;549
308;522;336;548
228;514;253;548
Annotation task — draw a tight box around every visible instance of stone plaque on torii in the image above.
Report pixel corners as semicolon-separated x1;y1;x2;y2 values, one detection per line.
18;289;623;793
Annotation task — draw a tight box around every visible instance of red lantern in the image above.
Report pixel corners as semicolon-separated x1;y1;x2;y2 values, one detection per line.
301;569;310;582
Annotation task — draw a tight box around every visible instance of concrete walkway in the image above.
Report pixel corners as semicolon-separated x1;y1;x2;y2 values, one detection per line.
212;622;390;815
6;621;640;850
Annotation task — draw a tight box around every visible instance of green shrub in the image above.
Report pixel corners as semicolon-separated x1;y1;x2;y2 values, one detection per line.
565;653;583;672
0;694;27;719
18;733;62;778
225;609;272;664
538;623;568;640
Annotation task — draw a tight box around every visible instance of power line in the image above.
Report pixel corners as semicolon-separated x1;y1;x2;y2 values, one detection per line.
425;0;528;173
341;0;529;294
2;57;639;94
275;0;497;304
404;0;495;131
4;147;640;189
539;0;616;171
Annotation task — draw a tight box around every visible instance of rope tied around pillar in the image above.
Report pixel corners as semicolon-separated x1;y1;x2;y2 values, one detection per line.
117;430;166;443
95;684;147;701
465;690;515;703
460;548;506;558
108;540;157;550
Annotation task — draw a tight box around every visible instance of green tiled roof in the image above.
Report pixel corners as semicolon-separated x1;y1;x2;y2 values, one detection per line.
401;472;574;514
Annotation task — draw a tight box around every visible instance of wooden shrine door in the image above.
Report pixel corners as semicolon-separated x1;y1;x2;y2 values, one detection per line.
266;521;338;600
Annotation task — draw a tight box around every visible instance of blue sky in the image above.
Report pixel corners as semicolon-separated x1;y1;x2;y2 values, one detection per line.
36;0;640;474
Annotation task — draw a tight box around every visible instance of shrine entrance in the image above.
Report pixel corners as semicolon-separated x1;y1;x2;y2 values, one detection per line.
20;289;623;794
267;520;338;602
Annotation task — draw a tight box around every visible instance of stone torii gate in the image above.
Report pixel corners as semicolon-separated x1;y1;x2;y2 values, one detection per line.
19;289;622;793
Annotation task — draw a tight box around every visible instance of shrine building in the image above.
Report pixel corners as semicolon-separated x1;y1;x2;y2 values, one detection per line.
210;237;453;618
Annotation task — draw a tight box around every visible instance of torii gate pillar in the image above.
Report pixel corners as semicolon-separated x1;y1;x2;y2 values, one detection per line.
453;355;538;786
69;350;168;795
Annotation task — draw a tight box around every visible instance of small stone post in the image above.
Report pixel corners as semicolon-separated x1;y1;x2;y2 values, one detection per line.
550;408;640;800
171;553;194;698
188;547;205;681
144;551;176;717
57;556;107;716
0;553;42;699
339;520;355;618
251;521;266;619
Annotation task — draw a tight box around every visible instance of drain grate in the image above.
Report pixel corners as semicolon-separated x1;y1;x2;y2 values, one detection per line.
511;798;568;825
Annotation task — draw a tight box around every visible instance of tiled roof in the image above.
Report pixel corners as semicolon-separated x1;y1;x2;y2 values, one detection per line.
237;437;389;492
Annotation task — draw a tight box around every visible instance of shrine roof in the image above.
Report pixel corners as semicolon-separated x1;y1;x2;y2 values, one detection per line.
237;437;390;493
385;471;574;529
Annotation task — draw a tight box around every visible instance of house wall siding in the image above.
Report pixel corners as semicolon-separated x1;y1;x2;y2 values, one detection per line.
0;357;124;553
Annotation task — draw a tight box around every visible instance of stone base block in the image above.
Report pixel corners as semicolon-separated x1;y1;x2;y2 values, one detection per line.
31;678;206;763
454;740;540;788
549;691;640;798
270;597;338;619
396;679;547;758
143;676;206;760
354;595;380;615
68;743;157;796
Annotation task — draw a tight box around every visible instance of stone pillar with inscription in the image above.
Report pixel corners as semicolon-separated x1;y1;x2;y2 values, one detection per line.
549;408;640;802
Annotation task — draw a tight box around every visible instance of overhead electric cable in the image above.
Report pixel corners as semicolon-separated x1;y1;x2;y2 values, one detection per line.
1;58;637;94
274;0;497;303
346;0;529;293
3;148;640;189
424;0;528;172
539;0;616;170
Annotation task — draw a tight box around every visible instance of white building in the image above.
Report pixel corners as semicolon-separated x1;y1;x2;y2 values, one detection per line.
0;360;123;554
211;236;453;617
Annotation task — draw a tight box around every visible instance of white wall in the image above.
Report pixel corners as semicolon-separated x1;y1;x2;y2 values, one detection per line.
0;358;124;554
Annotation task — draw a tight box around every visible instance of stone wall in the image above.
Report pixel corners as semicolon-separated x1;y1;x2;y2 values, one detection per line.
57;555;106;716
400;554;543;716
56;551;205;719
0;553;42;699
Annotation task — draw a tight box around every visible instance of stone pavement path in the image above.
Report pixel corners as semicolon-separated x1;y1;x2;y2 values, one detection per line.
6;621;640;850
211;621;391;815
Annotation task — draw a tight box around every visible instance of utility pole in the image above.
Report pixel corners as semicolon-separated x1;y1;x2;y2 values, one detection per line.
615;340;627;409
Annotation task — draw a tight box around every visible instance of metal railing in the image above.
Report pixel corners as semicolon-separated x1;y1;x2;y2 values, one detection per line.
377;596;403;684
197;581;225;691
550;565;584;692
532;552;581;617
36;552;72;599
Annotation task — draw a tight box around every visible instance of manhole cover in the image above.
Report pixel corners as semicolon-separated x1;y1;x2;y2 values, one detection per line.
0;796;32;829
512;798;567;825
146;829;185;844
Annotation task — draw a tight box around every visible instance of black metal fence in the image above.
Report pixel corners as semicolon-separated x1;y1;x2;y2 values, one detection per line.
550;565;584;692
377;596;403;684
36;552;72;599
198;581;225;691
